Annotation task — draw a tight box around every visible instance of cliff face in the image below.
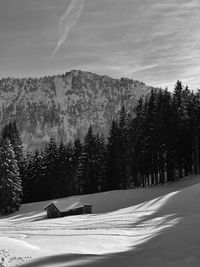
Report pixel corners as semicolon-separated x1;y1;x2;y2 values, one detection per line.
0;70;158;150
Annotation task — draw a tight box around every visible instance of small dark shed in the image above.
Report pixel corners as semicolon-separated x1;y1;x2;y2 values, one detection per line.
44;201;92;219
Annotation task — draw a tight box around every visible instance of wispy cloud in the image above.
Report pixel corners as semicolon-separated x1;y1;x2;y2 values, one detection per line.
2;0;200;90
52;0;84;57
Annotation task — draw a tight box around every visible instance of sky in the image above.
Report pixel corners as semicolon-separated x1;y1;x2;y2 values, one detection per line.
0;0;199;90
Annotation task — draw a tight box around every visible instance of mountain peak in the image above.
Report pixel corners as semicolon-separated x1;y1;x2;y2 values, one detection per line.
0;70;159;151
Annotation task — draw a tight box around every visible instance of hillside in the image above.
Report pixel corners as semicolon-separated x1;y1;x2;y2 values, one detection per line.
0;175;200;267
0;70;158;150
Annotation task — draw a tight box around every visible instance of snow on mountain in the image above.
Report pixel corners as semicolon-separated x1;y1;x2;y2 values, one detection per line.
0;70;158;150
0;175;200;267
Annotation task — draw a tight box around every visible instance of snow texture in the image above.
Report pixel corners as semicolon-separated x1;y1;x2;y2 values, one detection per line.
0;175;200;266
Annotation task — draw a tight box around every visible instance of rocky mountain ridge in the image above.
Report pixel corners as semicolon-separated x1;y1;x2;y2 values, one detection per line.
0;70;159;151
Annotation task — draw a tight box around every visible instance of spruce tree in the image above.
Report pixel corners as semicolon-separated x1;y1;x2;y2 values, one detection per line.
1;121;26;191
57;142;74;197
118;106;128;188
43;137;59;199
71;138;82;194
95;135;107;191
0;139;22;214
26;150;46;202
188;91;200;174
77;125;100;194
105;120;121;190
132;97;148;187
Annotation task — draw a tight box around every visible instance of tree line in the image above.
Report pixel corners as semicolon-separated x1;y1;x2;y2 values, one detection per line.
1;81;200;214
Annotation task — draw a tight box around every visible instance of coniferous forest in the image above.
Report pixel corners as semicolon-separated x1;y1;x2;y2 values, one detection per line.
1;80;200;213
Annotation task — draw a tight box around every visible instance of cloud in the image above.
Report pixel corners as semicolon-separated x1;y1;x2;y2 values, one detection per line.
52;0;84;57
31;0;200;92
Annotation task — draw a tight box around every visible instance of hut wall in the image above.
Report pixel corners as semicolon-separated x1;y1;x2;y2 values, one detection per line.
46;204;92;218
61;207;84;217
47;205;60;218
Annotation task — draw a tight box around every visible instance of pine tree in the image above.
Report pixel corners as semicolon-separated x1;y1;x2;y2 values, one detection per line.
105;120;121;190
156;89;169;183
77;126;93;194
145;90;158;185
180;86;193;176
71;138;82;194
160;89;176;182
1;122;23;165
77;125;101;194
43;137;59;199
57;142;74;197
131;97;148;187
172;81;184;178
188;91;200;174
0;139;22;214
1;121;26;191
118;106;127;188
172;81;193;178
95;135;107;191
21;154;29;202
26;150;46;202
56;142;68;197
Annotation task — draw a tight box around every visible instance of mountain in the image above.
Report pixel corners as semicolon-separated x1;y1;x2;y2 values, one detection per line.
0;70;159;151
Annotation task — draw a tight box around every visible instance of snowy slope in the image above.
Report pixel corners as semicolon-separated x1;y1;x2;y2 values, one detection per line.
0;175;200;267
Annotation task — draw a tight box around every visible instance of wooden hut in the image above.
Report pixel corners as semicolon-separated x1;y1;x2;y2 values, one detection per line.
44;201;92;219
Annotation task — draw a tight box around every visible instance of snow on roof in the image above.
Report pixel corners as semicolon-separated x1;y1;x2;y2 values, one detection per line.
44;199;92;212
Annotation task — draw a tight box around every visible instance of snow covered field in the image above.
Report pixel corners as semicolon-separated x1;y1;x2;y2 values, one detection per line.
0;175;200;267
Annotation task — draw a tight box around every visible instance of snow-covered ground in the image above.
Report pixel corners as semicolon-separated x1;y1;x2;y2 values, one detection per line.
0;175;200;267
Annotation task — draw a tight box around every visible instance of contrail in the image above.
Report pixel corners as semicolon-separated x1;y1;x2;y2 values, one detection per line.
52;0;84;57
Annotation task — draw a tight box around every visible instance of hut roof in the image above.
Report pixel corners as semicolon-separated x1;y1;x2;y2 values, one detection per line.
44;199;92;213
